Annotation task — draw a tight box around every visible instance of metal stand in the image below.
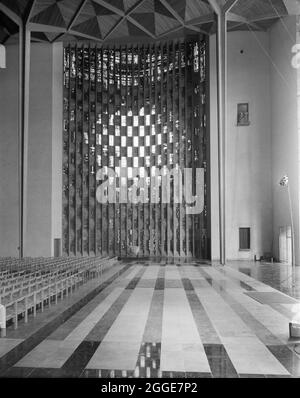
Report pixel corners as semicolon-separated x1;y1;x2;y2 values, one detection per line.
287;184;296;287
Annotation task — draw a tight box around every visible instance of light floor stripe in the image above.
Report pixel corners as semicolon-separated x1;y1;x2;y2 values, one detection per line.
195;284;290;375
0;339;24;359
205;267;295;344
165;265;182;280
179;266;206;280
140;265;160;280
222;266;277;292
161;288;211;373
124;265;143;280
86;288;154;370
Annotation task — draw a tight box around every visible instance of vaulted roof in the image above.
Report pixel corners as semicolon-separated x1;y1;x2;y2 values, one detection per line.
0;0;298;44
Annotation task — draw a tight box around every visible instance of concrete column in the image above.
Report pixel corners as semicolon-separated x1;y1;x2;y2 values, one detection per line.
19;25;31;258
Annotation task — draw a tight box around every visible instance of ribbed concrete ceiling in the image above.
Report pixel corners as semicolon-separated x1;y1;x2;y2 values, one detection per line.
0;0;298;44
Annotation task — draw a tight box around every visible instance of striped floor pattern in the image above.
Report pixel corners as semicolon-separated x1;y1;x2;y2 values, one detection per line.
1;262;300;378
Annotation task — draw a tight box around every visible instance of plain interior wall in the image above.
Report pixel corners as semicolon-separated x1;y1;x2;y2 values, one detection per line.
270;16;299;266
26;43;54;256
210;31;273;261
26;42;63;257
0;42;63;257
0;45;20;257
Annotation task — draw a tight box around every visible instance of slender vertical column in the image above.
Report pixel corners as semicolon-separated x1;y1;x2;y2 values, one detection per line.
74;45;78;256
19;24;31;258
81;46;85;256
209;0;239;265
179;40;184;257
154;43;159;258
94;47;98;256
215;10;227;266
125;46;129;257
87;45;91;256
166;42;170;257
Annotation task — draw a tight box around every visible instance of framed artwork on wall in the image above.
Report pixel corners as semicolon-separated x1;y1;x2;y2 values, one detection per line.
237;103;250;126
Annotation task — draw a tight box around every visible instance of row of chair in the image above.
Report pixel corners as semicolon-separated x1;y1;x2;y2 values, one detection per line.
0;256;94;275
0;256;118;336
0;257;106;289
0;257;70;273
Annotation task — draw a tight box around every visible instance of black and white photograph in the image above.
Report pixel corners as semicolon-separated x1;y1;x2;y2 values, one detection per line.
0;0;300;388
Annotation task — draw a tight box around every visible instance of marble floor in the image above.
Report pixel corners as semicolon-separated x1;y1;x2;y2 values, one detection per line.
0;260;300;378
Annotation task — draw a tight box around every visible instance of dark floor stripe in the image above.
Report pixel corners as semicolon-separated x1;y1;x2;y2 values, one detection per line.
203;344;239;378
265;374;292;378
182;278;195;291
2;367;35;378
61;341;101;376
126;277;142;290
142;291;164;343
125;266;147;290
267;345;300;377
84;289;132;342
155;278;165;290
239;374;265;378
184;285;222;345
139;269;164;360
28;368;79;378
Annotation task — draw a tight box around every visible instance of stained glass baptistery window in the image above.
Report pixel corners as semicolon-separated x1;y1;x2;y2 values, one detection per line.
63;36;210;259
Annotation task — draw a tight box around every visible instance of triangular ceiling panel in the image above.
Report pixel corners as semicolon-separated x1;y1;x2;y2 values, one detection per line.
107;0;125;12
45;31;60;41
0;0;289;43
185;0;211;22
108;19;129;39
92;1;115;16
123;0;141;12
227;20;246;31
57;0;83;26
198;22;214;34
130;12;155;35
59;32;80;42
155;12;180;36
164;0;186;20
231;0;287;20
97;14;120;38
1;0;26;16
30;0;56;19
73;0;97;25
73;16;102;38
154;1;176;19
254;17;280;30
31;31;50;42
127;20;149;37
31;3;66;27
133;0;155;14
